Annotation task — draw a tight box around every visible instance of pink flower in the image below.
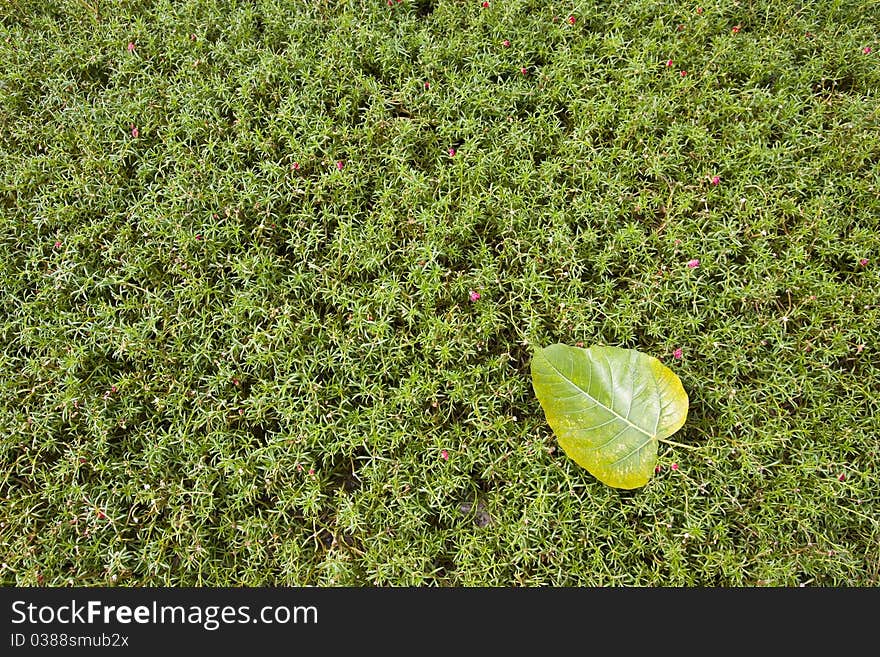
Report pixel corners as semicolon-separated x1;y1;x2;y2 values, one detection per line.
732;25;741;34
680;70;687;77
502;39;510;47
864;46;873;54
696;6;703;13
54;240;61;249
673;348;683;360
665;59;674;67
671;463;679;471
130;124;139;138
481;1;489;6
521;67;528;75
424;81;430;89
469;290;481;302
292;162;301;170
308;467;315;476
686;258;700;269
441;449;449;461
654;465;662;473
711;175;720;185
838;473;846;482
336;160;344;170
568;15;576;25
448;147;456;157
127;41;136;53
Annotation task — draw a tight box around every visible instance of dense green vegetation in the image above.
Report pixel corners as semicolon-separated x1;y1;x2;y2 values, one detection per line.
1;0;878;585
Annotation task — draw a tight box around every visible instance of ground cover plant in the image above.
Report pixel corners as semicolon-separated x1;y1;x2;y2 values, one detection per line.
1;0;878;586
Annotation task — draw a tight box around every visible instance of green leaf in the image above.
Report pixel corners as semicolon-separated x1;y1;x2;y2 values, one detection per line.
531;343;689;489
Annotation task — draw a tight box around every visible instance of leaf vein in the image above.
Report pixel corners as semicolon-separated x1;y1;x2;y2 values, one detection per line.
609;434;653;466
585;423;630;452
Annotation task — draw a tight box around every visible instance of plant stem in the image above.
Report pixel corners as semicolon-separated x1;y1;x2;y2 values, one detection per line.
72;0;99;19
658;438;700;450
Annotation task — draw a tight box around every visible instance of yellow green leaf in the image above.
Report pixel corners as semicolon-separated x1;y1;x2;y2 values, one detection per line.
531;343;689;489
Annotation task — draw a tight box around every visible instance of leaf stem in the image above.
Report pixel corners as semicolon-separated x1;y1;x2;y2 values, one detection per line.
658;438;700;450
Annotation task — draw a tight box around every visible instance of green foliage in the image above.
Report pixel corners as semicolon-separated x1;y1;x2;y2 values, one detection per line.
532;344;688;489
0;0;878;586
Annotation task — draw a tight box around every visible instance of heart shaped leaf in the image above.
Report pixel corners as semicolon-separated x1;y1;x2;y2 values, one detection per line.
531;343;689;489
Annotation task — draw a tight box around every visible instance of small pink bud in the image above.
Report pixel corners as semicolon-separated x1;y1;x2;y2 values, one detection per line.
673;348;683;360
655;465;662;473
424;81;430;89
308;468;315;476
687;258;700;269
448;147;456;157
336;160;344;170
54;240;61;249
859;258;868;266
481;1;489;7
127;42;136;53
666;59;674;67
521;67;528;75
292;162;301;170
568;15;576;25
469;290;481;302
680;70;687;77
130;124;139;138
441;449;449;461
502;39;510;47
711;175;720;185
838;473;846;481
671;463;679;471
696;7;703;14
863;46;872;54
732;25;741;34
